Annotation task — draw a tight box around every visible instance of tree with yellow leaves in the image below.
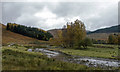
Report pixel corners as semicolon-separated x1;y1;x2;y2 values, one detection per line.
54;19;87;48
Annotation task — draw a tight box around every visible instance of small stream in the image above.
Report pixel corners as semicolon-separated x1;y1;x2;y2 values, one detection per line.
27;48;120;69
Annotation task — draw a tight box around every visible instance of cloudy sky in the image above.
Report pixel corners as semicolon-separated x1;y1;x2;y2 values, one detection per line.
1;1;118;31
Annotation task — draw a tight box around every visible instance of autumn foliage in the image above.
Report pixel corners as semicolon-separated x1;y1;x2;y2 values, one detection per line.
50;19;92;49
6;23;53;41
108;34;120;44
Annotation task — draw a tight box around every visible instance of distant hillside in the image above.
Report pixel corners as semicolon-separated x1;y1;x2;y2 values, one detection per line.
48;25;119;40
87;25;120;40
48;29;62;38
87;33;115;40
48;29;113;40
48;28;91;38
6;23;53;41
1;24;47;45
88;25;120;34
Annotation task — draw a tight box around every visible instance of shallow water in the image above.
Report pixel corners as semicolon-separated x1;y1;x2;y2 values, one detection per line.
34;48;59;58
28;48;120;69
73;57;119;67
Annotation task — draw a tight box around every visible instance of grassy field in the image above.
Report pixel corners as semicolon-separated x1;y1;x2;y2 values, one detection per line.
49;44;118;59
2;45;102;70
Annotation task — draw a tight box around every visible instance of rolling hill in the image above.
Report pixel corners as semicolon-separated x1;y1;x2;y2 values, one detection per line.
87;25;120;34
48;25;119;40
1;23;119;45
1;24;46;45
87;25;119;40
48;29;62;38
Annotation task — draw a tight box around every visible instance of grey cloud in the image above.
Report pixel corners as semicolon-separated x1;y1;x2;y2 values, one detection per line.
2;2;25;23
118;2;120;25
51;2;98;17
85;4;118;31
2;2;118;31
49;2;118;30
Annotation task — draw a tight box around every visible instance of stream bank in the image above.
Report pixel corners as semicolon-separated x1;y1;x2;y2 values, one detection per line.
27;48;119;70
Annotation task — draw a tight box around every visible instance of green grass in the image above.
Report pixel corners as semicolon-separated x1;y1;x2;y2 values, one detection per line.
50;44;118;59
2;45;101;70
93;44;118;48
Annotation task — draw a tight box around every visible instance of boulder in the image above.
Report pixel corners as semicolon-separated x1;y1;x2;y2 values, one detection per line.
27;49;32;52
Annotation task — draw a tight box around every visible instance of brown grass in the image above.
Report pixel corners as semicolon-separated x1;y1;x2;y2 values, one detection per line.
86;33;116;40
1;24;47;45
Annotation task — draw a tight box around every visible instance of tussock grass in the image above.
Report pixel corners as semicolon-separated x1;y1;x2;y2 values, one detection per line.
2;46;99;70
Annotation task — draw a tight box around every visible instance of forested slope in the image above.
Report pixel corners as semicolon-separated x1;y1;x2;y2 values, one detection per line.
6;23;53;41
